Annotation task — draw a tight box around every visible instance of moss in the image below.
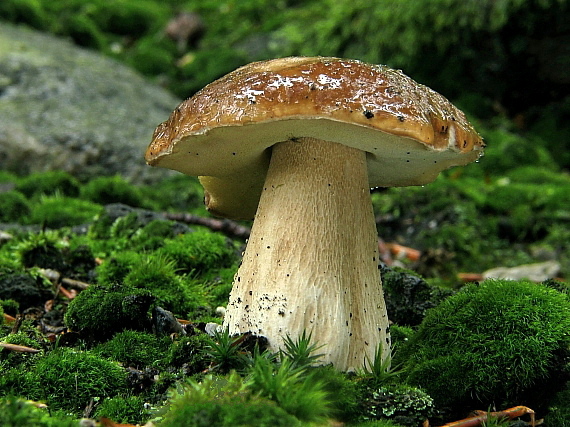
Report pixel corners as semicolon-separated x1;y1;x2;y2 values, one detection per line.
95;250;142;285
157;230;238;275
17;232;68;271
93;395;150;425
399;279;570;409
0;396;78;427
0;331;44;369
309;365;361;422
389;325;415;349
25;196;104;228
0;268;53;311
123;254;208;316
0;191;31;223
0;299;19;317
33;347;127;413
165;334;211;374
0;367;38;399
80;175;144;207
248;355;331;423
88;207;191;254
159;372;302;427
139;175;205;213
15;170;80;199
64;283;154;341
93;330;171;369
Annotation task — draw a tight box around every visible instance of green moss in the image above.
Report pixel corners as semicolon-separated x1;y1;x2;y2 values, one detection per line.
159;372;302;427
80;175;144;207
139;175;205;213
93;395;150;425
0;191;31;223
399;279;570;408
16;231;68;271
157;230;238;275
0;396;78;427
16;170;80;199
309;366;361;422
248;355;331;423
95;250;142;285
93;330;171;369
0;331;44;369
0;367;38;399
124;254;207;316
165;334;211;373
33;347;127;413
64;283;154;341
0;266;53;311
389;325;415;349
25;195;103;228
0;299;18;317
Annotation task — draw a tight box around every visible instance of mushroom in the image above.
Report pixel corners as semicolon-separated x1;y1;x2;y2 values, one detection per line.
145;57;484;371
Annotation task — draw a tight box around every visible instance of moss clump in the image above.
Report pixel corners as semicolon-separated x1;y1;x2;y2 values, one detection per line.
15;170;80;198
0;396;78;427
159;371;302;427
95;250;141;285
157;230;238;275
93;330;171;369
25;196;103;228
0;267;53;311
16;232;68;271
33;347;127;413
95;249;208;317
164;334;211;373
80;175;144;207
400;279;570;408
0;331;44;369
123;254;188;312
64;283;154;341
0;191;31;223
93;395;150;425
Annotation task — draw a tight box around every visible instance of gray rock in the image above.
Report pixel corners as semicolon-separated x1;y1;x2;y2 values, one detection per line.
0;22;181;183
482;260;561;282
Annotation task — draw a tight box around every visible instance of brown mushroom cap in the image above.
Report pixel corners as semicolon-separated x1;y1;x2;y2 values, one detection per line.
146;56;484;219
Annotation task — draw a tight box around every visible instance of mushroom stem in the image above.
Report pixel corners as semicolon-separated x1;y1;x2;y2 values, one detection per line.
224;137;390;371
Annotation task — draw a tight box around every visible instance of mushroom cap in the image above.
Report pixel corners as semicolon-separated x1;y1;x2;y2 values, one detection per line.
146;56;484;219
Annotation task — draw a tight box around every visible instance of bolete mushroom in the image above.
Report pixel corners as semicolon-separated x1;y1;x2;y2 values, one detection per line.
145;57;484;371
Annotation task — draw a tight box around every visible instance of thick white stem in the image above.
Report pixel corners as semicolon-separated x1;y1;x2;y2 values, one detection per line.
223;137;390;371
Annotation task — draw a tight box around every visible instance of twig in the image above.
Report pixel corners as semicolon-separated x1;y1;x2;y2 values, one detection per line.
164;212;251;240
61;277;90;291
0;342;40;353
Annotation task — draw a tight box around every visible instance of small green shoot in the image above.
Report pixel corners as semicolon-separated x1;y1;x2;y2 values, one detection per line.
280;330;324;369
357;342;403;386
206;327;251;373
